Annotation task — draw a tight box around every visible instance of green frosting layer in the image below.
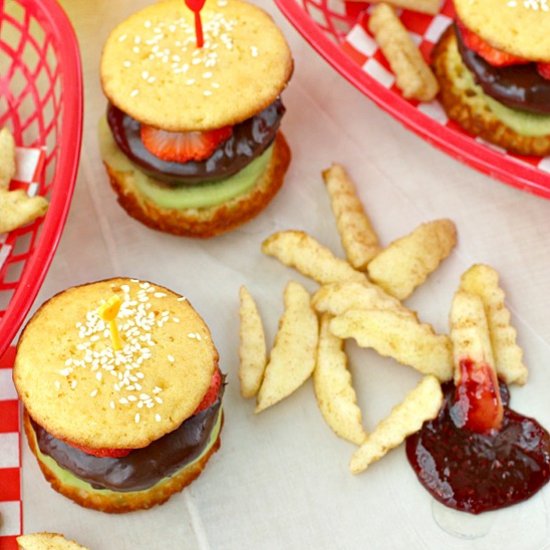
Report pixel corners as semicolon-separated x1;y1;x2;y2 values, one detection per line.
458;60;550;137
484;96;550;138
32;410;222;496
99;117;273;209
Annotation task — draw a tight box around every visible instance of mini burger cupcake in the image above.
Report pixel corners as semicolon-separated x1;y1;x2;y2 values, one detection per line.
432;0;550;156
99;0;293;238
14;279;223;513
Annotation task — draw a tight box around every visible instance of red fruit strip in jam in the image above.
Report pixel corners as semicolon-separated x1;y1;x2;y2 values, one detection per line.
140;125;233;163
406;382;550;514
537;63;550;80
457;20;529;67
194;368;223;414
451;358;503;433
66;442;131;458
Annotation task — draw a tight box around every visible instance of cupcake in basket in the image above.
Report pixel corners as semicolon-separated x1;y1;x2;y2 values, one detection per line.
99;0;293;237
14;278;223;513
433;0;550;155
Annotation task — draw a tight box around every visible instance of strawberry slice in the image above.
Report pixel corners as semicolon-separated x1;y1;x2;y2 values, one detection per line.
457;21;528;67
451;358;503;433
67;442;131;458
140;125;232;163
194;369;223;414
537;62;550;80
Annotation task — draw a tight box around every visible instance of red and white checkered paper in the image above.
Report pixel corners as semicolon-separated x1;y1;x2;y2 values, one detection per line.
0;148;43;549
0;147;45;275
341;2;550;174
0;347;21;550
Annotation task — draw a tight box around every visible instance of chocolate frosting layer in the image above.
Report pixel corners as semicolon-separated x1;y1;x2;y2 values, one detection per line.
456;25;550;115
33;398;222;493
107;99;285;186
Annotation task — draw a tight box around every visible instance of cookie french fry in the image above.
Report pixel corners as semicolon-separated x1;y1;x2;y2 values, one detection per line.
450;290;503;431
256;281;318;413
239;286;267;398
330;309;453;381
350;375;443;474
450;291;495;381
0;127;16;189
0;190;48;233
460;264;527;385
262;230;366;286
314;314;367;445
313;280;410;318
347;0;440;15
322;164;381;270
367;219;457;300
368;3;439;101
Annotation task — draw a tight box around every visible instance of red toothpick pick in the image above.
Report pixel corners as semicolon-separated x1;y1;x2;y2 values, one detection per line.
185;0;206;48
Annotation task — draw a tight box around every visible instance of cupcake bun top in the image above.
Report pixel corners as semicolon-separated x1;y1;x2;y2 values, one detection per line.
14;278;218;450
101;0;293;131
455;0;550;62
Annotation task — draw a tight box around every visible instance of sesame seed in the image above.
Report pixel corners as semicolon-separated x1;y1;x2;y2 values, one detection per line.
71;380;78;390
203;90;213;96
132;46;140;54
59;368;72;377
54;381;61;391
118;34;127;42
90;389;98;398
96;372;103;381
135;413;141;423
144;20;152;28
130;89;139;98
155;414;162;422
186;78;196;85
153;386;162;394
119;398;129;405
168;354;175;363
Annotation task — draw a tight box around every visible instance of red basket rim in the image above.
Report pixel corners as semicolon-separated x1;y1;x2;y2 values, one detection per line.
275;0;550;197
0;0;83;358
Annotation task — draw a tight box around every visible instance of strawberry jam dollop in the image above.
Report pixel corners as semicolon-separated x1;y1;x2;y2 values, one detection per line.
450;359;503;433
406;381;550;514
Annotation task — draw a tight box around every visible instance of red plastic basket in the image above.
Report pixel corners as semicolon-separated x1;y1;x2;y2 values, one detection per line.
0;0;83;359
275;0;550;198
